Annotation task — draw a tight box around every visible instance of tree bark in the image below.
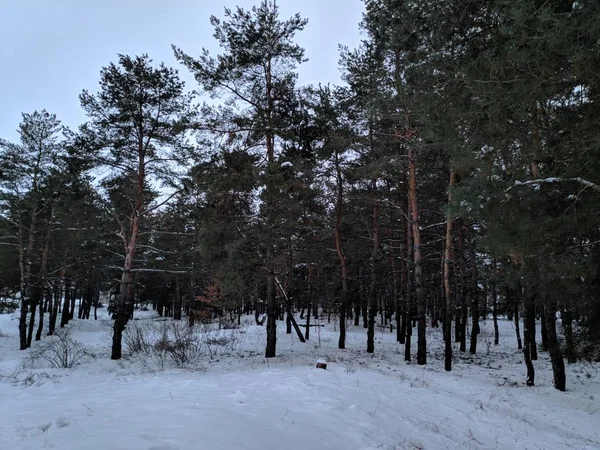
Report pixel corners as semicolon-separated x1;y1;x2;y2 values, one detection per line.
469;245;480;355
525;288;538;360
508;287;523;350
443;170;455;371
405;195;413;362
562;305;576;364
523;312;535;387
543;302;566;391
367;179;379;354
408;146;426;365
333;148;349;349
491;272;499;345
304;261;313;341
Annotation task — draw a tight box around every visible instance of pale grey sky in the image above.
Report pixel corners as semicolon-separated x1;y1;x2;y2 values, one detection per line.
0;0;364;141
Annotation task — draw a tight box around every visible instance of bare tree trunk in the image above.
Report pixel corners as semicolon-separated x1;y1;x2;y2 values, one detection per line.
408;146;426;365
333;148;349;350
543;301;566;391
173;275;182;320
469;245;480;355
523;312;535;386
491;267;499;345
304;262;312;341
285;242;293;334
443;170;455;371
562;305;576;364
508;287;523;350
540;302;549;351
367;179;379;354
525;288;538;360
112;213;140;360
18;213;28;350
48;274;62;336
405;197;413;362
274;276;305;343
26;269;41;348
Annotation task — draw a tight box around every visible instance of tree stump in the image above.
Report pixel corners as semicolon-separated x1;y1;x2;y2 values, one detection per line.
316;359;327;370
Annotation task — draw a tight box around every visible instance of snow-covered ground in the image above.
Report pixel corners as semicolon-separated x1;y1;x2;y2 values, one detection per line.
0;309;598;450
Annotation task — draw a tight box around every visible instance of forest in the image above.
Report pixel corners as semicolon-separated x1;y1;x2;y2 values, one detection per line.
1;0;599;400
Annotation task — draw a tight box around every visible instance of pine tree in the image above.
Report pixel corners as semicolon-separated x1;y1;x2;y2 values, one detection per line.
79;54;192;359
174;1;308;357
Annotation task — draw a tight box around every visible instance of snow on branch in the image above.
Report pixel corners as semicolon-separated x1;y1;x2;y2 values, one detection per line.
509;177;600;193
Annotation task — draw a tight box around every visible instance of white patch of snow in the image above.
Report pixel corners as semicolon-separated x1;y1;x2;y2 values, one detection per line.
0;310;597;450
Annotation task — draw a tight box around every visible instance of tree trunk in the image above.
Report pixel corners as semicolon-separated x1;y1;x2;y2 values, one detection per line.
562;306;576;364
274;276;305;343
469;245;480;355
48;275;62;336
17;213;28;350
305;263;312;341
492;275;499;345
443;170;455;371
112;211;140;359
508;287;523;350
26;268;41;348
540;302;549;351
333;148;349;349
367;179;379;354
408;146;426;365
523;312;535;387
525;288;538;360
60;279;71;328
458;221;467;353
543;302;566;391
173;275;182;320
405;198;413;362
263;56;278;358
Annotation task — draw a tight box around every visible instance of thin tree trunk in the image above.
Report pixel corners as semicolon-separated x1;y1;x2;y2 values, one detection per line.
405;198;413;362
26;271;41;348
174;275;182;320
543;301;566;391
562;307;576;363
60;279;71;328
492;271;499;345
48;274;62;335
458;222;467;353
443;170;455;371
112;214;140;359
469;245;480;355
540;302;549;351
525;288;538;360
408;146;426;365
274;276;305;343
305;263;312;341
367;179;379;354
18;213;28;350
509;287;523;350
333;148;349;349
523;312;535;386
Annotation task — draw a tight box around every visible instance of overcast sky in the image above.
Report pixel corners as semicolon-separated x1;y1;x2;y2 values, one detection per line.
0;0;365;142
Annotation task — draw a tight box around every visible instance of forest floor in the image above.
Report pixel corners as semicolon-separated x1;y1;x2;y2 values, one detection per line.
0;308;598;450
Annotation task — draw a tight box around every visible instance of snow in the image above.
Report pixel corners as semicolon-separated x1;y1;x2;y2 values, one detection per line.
0;309;599;450
281;161;293;168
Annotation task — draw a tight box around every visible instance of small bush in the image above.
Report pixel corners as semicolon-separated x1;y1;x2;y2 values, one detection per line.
124;319;246;369
24;329;87;369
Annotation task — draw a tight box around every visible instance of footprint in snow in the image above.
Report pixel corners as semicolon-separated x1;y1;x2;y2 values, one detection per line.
56;417;70;429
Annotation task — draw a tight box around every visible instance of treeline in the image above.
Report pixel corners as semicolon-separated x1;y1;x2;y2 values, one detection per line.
1;0;599;391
